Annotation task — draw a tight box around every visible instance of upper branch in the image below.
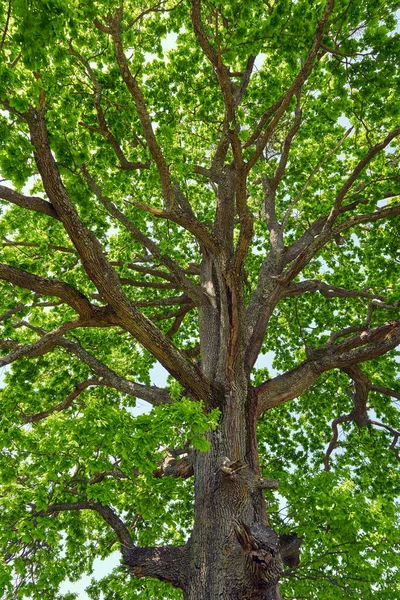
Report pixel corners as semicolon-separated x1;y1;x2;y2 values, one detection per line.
324;126;400;229
246;0;335;171
190;0;235;120
68;43;150;172
103;8;175;208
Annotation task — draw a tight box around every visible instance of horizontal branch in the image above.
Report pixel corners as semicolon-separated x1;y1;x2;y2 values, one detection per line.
0;263;94;318
255;320;400;415
120;277;177;290
0;185;59;219
58;337;173;405
2;238;75;254
370;384;400;401
22;378;102;422
134;294;192;308
45;501;134;560
5;318;173;406
284;280;386;301
0;320;84;367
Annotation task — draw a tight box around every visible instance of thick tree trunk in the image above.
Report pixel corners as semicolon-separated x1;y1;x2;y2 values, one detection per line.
183;388;283;599
175;251;289;598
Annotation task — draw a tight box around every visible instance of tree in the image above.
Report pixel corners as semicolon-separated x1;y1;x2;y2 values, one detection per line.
0;0;400;597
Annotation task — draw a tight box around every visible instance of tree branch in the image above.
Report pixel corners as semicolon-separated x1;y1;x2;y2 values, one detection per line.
68;43;150;171
58;336;173;405
190;0;235;120
25;108;208;399
104;8;175;208
324;126;400;229
324;365;400;470
282;126;353;229
45;501;134;559
39;500;187;586
0;185;59;219
0;263;94;318
283;280;386;302
81;165;203;304
5;318;173;406
22;378;102;423
246;0;335;171
254;320;400;415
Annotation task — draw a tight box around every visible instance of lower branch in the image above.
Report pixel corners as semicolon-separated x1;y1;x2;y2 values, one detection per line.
42;501;187;588
21;378;102;422
124;545;186;588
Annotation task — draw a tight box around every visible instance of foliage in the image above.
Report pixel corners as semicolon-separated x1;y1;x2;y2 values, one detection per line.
0;0;400;598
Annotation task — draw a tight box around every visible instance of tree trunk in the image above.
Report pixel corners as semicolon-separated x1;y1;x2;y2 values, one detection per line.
183;390;283;599
181;256;285;599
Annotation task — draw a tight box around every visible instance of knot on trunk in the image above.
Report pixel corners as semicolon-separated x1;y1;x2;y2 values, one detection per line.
154;451;194;479
279;533;304;568
220;456;279;489
234;522;282;587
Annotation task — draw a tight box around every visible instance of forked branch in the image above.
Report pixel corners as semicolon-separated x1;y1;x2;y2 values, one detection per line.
324;365;400;470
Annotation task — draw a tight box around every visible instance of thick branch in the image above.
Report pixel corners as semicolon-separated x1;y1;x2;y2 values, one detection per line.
26;108;208;400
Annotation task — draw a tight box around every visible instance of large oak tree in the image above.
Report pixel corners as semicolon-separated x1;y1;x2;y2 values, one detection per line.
1;0;400;598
